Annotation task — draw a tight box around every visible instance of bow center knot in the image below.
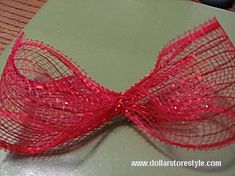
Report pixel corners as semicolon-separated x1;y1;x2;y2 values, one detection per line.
114;94;127;114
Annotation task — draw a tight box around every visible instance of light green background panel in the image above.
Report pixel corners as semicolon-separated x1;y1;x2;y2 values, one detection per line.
0;0;235;176
22;0;235;92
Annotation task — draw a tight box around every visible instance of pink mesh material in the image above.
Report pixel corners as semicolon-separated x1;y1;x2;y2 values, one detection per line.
0;18;235;156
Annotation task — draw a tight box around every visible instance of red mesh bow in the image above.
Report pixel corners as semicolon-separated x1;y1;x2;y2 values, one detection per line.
0;18;235;156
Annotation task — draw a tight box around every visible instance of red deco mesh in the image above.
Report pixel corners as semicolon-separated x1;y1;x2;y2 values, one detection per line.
0;18;235;156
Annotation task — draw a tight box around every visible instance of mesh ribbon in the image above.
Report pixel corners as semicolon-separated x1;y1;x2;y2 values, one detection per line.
0;18;235;156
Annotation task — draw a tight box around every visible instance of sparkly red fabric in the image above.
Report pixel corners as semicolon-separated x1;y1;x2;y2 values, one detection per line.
0;18;235;156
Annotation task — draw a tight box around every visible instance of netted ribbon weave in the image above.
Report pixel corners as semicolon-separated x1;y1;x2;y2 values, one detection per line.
0;18;235;156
